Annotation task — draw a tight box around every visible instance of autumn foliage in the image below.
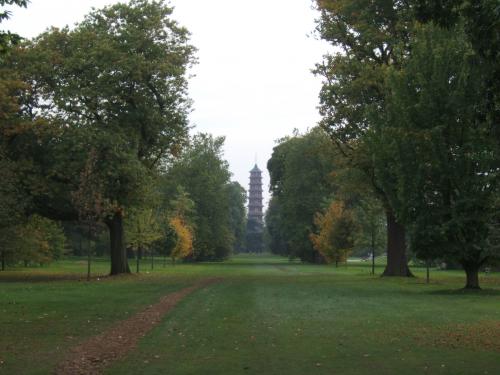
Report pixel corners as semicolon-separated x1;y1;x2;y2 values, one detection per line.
169;216;193;262
310;201;356;266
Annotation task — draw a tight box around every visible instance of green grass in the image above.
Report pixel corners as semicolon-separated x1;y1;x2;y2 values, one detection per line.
0;265;191;374
1;254;500;374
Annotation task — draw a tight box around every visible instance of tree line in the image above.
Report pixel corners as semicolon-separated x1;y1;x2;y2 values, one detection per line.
0;0;247;275
266;0;499;289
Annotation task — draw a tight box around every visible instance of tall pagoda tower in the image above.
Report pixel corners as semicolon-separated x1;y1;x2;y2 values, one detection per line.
248;164;263;224
246;164;264;252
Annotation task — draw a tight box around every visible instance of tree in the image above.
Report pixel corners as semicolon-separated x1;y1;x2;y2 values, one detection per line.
0;0;29;55
72;148;109;280
314;0;414;276
311;200;356;267
376;23;500;289
0;0;30;270
246;217;264;253
411;0;500;152
225;182;247;253
412;0;499;60
487;195;500;265
0;153;27;270
163;134;234;261
267;128;338;262
17;215;66;266
126;208;163;273
327;157;387;272
0;214;65;268
265;196;288;256
166;186;194;263
168;216;193;263
352;195;386;275
5;0;195;275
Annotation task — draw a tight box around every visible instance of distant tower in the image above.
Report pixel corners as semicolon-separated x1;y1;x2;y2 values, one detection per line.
248;164;263;224
246;164;264;252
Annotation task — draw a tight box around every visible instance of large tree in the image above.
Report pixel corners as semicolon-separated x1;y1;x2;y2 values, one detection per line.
0;0;30;269
314;0;414;276
267;128;338;262
376;23;500;289
411;0;499;145
4;0;195;274
163;134;235;261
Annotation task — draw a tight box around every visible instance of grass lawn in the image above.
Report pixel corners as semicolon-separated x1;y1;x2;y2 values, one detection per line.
1;254;500;374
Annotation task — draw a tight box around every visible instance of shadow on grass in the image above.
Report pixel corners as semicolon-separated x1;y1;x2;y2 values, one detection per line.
427;288;500;296
195;260;302;267
0;273;111;283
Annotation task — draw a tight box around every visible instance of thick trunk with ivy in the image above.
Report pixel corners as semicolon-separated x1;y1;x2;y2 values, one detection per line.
107;211;130;275
382;210;413;277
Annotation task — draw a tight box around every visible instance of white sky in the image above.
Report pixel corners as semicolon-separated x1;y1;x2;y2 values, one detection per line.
3;0;329;208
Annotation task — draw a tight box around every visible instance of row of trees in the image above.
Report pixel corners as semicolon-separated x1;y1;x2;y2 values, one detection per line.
266;128;386;267
160;134;247;261
124;134;247;271
266;0;499;289
309;0;499;288
0;0;247;274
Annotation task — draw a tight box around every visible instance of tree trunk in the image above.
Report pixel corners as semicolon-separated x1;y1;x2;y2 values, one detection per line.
107;211;130;275
87;241;92;282
371;226;376;276
382;210;413;277
136;246;141;273
87;224;92;282
463;263;481;289
1;250;5;271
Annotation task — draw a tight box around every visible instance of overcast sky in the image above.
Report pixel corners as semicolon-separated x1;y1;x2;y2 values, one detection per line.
4;0;329;207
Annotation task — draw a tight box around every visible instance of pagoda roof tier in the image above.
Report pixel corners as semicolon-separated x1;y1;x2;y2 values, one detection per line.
250;164;262;173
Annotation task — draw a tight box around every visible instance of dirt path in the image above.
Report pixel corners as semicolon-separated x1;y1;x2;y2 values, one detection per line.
54;278;221;375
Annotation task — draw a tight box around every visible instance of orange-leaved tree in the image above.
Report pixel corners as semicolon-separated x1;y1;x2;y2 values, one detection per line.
310;200;356;267
169;216;193;263
168;186;195;263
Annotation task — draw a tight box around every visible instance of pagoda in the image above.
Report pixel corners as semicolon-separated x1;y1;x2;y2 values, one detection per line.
246;164;264;252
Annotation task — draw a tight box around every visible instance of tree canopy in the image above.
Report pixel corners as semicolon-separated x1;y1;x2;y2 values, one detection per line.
266;128;338;262
0;0;29;55
315;0;500;288
374;23;500;288
162;134;243;261
314;0;414;276
2;0;195;274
